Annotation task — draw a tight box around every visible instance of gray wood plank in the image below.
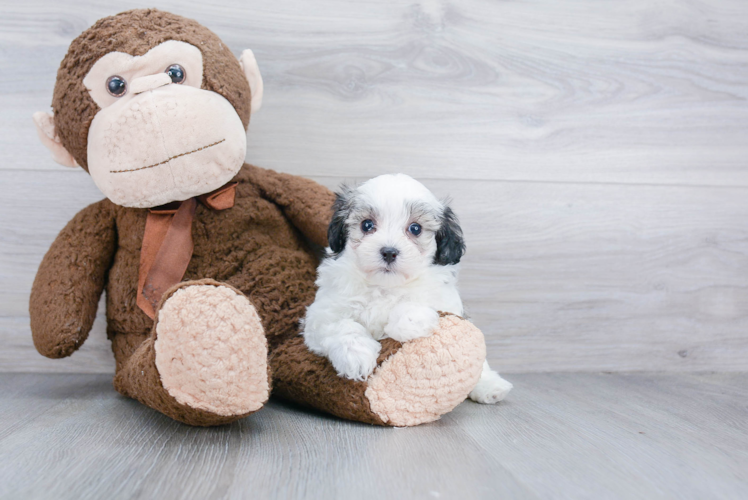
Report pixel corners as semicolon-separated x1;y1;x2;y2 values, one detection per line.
0;373;531;500
1;372;746;500
2;0;748;186
450;372;748;499
3;170;748;373
2;0;748;373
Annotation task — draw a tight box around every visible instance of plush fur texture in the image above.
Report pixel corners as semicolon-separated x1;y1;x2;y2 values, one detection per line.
154;282;269;416
270;336;403;426
31;9;496;427
31;164;336;353
31;165;498;425
51;9;252;171
80;37;251;208
86;82;247;208
366;315;486;426
31;164;334;425
271;314;487;427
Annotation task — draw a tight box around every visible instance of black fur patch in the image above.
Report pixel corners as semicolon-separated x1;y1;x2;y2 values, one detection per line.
434;206;466;265
327;187;354;256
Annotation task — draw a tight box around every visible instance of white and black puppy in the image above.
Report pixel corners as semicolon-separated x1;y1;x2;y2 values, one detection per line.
301;174;512;404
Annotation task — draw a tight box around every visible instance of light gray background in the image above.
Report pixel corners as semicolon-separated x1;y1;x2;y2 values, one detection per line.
3;0;747;374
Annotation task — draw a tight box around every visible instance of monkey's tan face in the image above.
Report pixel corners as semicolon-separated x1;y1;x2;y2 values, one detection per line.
81;41;246;208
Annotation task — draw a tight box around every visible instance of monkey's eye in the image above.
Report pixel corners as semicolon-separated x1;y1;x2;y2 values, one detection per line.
408;223;422;236
165;64;186;84
361;219;375;233
106;76;127;97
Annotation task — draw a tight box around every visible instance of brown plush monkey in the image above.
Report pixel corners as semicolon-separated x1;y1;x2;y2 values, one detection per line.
31;9;486;427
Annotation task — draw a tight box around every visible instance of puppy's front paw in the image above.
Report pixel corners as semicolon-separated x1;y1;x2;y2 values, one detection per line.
384;304;439;342
324;332;381;381
469;370;513;404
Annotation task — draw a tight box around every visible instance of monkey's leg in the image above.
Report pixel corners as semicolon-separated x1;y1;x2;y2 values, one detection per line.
114;279;269;426
271;314;485;427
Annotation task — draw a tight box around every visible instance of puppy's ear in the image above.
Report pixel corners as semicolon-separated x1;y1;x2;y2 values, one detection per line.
328;187;353;254
434;206;466;265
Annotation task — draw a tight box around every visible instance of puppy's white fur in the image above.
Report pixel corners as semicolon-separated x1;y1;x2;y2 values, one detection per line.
302;174;512;404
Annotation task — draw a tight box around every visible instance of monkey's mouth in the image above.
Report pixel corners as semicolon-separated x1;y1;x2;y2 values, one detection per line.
109;138;226;174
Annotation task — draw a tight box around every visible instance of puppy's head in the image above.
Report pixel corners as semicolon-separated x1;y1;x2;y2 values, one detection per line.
328;174;465;286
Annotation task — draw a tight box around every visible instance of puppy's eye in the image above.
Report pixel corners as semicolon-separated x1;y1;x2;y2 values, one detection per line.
165;64;186;84
361;219;375;233
106;76;127;97
408;222;422;236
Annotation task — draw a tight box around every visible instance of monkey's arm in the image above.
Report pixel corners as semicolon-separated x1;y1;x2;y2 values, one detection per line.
30;199;117;358
245;164;335;247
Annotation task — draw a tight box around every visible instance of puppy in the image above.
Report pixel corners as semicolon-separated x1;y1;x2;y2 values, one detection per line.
301;174;512;404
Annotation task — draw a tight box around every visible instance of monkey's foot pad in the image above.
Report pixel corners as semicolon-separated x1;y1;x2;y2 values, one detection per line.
154;283;269;416
366;315;486;427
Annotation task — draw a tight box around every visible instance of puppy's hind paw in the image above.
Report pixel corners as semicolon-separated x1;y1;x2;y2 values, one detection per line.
469;372;513;404
325;334;382;382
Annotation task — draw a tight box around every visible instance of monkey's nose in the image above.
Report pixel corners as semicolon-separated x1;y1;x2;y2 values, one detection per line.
131;73;172;95
380;247;399;264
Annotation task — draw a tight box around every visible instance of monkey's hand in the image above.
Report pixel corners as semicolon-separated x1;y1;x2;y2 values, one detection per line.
30;199;117;358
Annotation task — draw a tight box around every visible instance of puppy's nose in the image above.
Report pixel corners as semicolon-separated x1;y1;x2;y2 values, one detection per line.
380;247;399;264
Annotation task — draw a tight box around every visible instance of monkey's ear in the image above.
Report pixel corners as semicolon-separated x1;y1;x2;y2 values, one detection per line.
239;49;264;115
32;111;77;168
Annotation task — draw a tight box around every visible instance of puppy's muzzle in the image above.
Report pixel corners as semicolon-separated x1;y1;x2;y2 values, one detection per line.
380;247;399;264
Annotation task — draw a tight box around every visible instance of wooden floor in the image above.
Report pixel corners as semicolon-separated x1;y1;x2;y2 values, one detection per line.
1;372;746;500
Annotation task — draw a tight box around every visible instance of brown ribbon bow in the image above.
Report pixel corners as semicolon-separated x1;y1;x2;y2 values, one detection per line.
136;182;238;319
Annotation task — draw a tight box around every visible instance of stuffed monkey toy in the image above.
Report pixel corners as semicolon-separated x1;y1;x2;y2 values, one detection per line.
31;9;486;427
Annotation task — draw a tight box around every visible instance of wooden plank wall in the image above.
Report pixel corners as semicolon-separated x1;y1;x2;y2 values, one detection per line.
1;0;747;373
